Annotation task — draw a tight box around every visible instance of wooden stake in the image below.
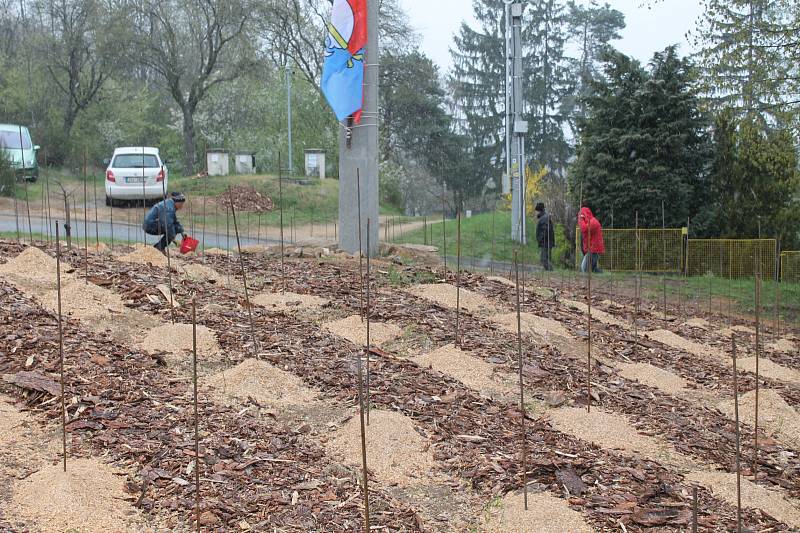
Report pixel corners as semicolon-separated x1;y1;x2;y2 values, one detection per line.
490;205;496;275
634;212;640;359
109;192;114;250
364;218;374;425
441;181;447;271
201;174;208;260
192;300;201;533
455;210;462;346
93;167;99;248
732;333;742;533
662;200;667;323
83;151;89;283
514;250;528;510
357;169;365;319
55;222;67;472
23;178;33;243
587;209;593;413
229;187;257;355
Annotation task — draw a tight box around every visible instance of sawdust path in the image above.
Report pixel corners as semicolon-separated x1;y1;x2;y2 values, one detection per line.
405;283;503;316
481;491;593;533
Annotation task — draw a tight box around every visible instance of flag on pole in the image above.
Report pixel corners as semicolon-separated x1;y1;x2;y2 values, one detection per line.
321;0;367;122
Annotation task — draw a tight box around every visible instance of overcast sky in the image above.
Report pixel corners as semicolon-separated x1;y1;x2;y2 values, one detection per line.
399;0;706;73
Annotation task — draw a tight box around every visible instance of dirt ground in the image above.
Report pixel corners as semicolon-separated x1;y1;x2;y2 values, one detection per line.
0;238;799;532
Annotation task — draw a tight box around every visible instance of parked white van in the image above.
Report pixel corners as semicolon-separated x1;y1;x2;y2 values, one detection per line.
104;147;168;206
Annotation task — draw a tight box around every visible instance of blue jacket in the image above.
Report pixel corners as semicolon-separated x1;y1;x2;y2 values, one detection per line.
143;199;184;237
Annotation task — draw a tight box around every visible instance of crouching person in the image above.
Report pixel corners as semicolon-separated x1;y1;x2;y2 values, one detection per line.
143;192;186;253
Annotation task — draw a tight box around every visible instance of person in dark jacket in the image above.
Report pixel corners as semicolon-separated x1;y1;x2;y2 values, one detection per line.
143;192;187;253
578;206;605;273
535;202;556;271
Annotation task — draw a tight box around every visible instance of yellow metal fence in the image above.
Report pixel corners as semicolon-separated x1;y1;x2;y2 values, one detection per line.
575;228;684;273
686;239;776;279
781;251;800;283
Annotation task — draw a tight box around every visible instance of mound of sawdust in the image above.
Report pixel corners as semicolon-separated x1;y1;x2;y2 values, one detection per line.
547;407;697;470
483;491;593;533
413;344;515;400
768;338;797;354
180;263;225;284
118;244;171;267
487;276;515;288
206;358;318;407
139;323;221;362
328;409;434;485
405;283;501;315
737;357;800;386
204;248;229;256
721;325;757;337
686;470;800;528
240;244;268;254
0;246;66;285
0;398;30;445
492;312;571;341
645;329;728;363
323;315;402;347
252;292;328;313
7;458;140;533
563;299;629;328
718;389;800;448
685;318;711;329
615;362;688;395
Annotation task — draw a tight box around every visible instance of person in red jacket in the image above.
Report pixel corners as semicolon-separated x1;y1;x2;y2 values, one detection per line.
578;206;605;273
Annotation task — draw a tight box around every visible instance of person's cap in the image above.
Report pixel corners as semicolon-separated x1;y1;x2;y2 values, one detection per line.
535;202;545;212
171;192;186;203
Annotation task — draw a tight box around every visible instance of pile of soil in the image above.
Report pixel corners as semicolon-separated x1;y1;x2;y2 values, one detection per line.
139;323;222;363
323;315;402;347
206;358;319;408
180;263;225;285
492;312;571;341
483;491;593;533
252;292;328;313
412;344;515;401
328;409;434;485
0;246;66;285
216;185;274;213
118;244;170;267
615;362;688;396
718;389;800;448
7;458;141;533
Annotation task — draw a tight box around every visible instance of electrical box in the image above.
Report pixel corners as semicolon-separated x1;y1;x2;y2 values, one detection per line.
514;120;529;134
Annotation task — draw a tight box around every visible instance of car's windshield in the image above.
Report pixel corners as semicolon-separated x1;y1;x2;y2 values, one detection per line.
112;154;160;168
0;130;32;150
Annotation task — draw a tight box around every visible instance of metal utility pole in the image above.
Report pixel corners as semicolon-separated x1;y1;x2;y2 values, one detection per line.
506;1;528;243
286;64;294;175
339;0;379;256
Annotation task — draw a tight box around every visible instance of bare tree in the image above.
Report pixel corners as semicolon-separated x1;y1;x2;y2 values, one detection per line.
38;0;115;141
133;0;251;172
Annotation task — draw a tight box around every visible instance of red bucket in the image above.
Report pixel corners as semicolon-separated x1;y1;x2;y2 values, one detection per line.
180;236;199;254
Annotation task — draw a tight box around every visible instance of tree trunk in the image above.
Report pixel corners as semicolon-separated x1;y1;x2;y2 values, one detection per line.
182;106;196;174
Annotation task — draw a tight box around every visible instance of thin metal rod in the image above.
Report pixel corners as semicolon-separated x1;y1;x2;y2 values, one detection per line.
55;222;67;472
93;167;99;247
24;179;33;243
109;192;114;250
229;187;257;355
357;169;364;318
192;300;201;533
356;353;371;533
753;271;761;481
692;486;698;533
83;151;89;283
455;210;462;346
662;200;667;322
514;250;528;510
160;179;176;324
732;333;742;533
634;212;640;359
278;153;286;293
365;218;372;425
45;170;52;243
587;210;593;412
441;180;447;271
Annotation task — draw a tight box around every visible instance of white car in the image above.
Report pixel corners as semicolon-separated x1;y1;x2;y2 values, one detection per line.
104;147;168;206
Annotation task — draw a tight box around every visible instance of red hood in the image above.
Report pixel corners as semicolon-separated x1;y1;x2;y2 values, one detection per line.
580;207;594;221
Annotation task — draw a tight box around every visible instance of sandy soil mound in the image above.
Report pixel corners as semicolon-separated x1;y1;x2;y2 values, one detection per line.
615;362;688;395
0;246;66;286
768;338;797;354
118;244;172;267
483;491;592;533
737;357;800;386
328;409;434;485
646;329;728;363
492;312;571;341
685;318;711;329
253;292;328;313
7;458;140;533
718;389;800;448
180;263;225;284
204;248;229;256
323;315;402;347
563;299;629;328
139;323;222;363
486;276;515;288
405;283;501;315
686;470;800;528
206;358;319;408
413;344;515;400
547;407;697;470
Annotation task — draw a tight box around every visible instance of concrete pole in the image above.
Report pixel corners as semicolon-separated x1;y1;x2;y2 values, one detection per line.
286;64;294;175
339;0;379;256
509;1;527;244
